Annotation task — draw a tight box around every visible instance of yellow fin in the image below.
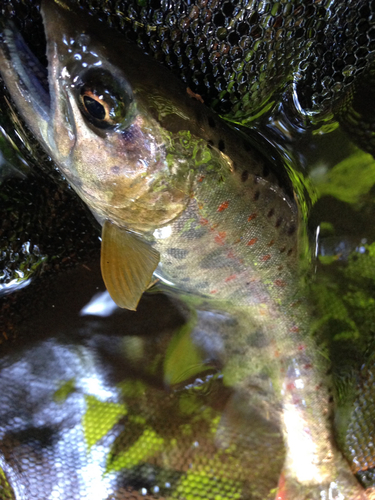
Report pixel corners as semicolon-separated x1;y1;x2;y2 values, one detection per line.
101;220;160;310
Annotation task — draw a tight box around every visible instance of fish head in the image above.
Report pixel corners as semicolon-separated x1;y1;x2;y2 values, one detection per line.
0;0;194;232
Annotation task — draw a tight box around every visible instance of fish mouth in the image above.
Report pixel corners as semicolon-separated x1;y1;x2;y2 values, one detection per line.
0;17;50;122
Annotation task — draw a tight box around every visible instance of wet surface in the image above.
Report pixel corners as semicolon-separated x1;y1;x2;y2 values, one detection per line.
1;1;375;499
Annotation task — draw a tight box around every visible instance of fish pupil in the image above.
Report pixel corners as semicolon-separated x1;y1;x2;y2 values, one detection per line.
83;95;105;120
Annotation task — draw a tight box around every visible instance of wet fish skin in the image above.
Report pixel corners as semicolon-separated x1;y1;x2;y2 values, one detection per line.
1;0;280;235
0;1;368;498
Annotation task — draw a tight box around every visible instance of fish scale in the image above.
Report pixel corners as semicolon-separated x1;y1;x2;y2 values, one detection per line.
152;164;298;304
0;1;370;499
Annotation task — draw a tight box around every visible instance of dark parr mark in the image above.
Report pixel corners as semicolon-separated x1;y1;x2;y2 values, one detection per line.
208;116;216;128
267;208;275;218
218;139;225;152
275;217;282;228
241;170;249;182
167;248;189;259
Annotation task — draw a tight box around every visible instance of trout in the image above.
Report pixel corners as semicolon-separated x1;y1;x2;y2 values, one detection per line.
0;1;368;498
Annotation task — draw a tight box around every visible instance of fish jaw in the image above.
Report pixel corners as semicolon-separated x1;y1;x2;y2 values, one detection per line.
0;1;195;233
0;19;51;152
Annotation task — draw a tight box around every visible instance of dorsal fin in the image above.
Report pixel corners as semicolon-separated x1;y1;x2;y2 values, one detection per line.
101;220;160;310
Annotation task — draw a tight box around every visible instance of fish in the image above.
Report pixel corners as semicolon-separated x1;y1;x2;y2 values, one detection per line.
0;1;369;498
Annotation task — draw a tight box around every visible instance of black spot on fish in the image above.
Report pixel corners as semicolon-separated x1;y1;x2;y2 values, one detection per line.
262;164;270;177
267;208;275;218
241;170;249;182
287;224;296;236
208;116;216;128
218;139;225;151
207;139;214;146
111;166;120;174
253;190;260;201
167;248;189;259
275;217;282;228
279;246;286;253
287;248;293;256
328;395;334;403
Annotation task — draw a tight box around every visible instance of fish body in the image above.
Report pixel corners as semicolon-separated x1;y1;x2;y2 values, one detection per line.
0;1;368;499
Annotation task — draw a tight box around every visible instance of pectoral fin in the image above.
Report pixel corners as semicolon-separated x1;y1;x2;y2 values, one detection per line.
101;220;160;310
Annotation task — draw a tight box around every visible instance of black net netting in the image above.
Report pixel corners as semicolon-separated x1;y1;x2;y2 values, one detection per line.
3;0;375;124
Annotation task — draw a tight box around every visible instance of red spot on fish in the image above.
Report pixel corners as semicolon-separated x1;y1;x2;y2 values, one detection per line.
247;213;257;221
227;250;235;259
200;217;209;225
286;382;296;391
225;274;237;282
291;326;300;334
247;238;258;246
217;201;229;212
210;289;218;294
214;232;226;245
304;363;313;370
198;175;205;182
274;279;286;287
261;254;271;261
276;472;286;500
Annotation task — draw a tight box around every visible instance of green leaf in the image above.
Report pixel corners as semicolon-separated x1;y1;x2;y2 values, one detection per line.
83;395;127;449
313;150;375;204
53;378;76;402
164;323;213;386
105;428;164;473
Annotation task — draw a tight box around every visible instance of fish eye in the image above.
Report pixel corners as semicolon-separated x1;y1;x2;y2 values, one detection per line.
82;92;107;121
78;69;134;130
